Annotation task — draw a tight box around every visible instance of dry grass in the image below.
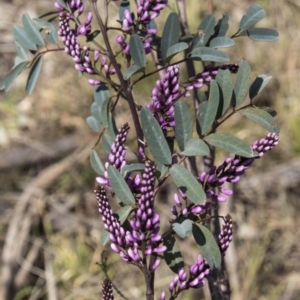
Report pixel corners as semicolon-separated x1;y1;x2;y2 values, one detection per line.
0;0;300;299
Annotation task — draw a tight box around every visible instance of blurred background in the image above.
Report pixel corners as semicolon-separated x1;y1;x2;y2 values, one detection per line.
0;0;299;299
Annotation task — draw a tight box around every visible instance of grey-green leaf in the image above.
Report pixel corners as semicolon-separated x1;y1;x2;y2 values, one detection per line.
94;84;110;106
86;116;101;132
169;164;206;204
123;64;144;80
175;101;192;151
181;139;210;156
190;47;229;63
102;133;113;154
22;13;45;47
197;80;219;135
107;112;117;138
173;219;193;239
214;14;229;37
100;98;110;128
192;224;222;269
121;163;145;176
100;229;110;246
205;133;254;157
247;28;279;42
163;234;184;273
240;107;275;132
26;56;43;95
239;4;266;30
140;107;172;165
216;69;233;118
107;166;135;205
249;74;272;99
46;22;58;44
129;34;146;67
231;60;250;107
90;150;105;175
161;12;180;60
91;102;102;120
1;61;29;92
192;15;216;48
209;37;234;48
15;41;28;61
119;0;130;21
13;25;37;51
165;42;188;63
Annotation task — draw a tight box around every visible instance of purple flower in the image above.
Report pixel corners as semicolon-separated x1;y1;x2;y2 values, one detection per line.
102;279;114;300
198;133;279;202
137;0;168;25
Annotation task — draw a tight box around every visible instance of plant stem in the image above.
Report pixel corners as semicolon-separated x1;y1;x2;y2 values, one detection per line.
89;0;144;162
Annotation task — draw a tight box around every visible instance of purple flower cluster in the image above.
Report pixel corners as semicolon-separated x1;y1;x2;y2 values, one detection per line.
102;279;114;300
55;1;100;85
198;132;279;202
160;255;210;299
148;65;180;132
96;124;130;187
137;0;169;25
184;63;239;92
218;215;233;256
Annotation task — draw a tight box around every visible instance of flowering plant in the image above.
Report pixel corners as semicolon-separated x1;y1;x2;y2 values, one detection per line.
1;1;279;299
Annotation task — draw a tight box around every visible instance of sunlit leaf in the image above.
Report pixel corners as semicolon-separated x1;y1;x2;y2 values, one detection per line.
239;4;266;30
119;0;130;21
165;42;188;63
175;101;192;151
15;41;28;61
205;133;255;157
102;133;113;154
130;34;146;67
26;56;43;94
192;224;222;269
249;74;272;99
13;25;37;51
209;37;234;48
94;84;110;106
22;13;45;47
247;28;279;42
173;219;193;239
231;60;250;107
214;14;229;37
192;15;216;48
140;107;172;165
181;139;210;156
86;116;101;132
190;47;229;62
107;166;135;205
90;150;105;175
169;165;206;204
161;12;180;60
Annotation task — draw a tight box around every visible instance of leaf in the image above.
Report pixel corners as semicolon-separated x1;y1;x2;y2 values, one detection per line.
91;102;102;120
102;133;113;154
156;160;168;179
205;133;255;157
86;116;101;132
86;30;101;43
249;74;272;99
0;61;29;92
173;219;193;239
107;112;117;138
169;164;206;204
107;166;135;205
15;41;28;61
121;163;145;176
119;0;130;21
94;84;109;106
161;12;180;60
216;69;233;118
209;37;234;48
192;15;216;48
140;107;172;165
214;14;229;37
163;234;184;273
38;10;59;19
123;64;144;80
22;13;45;47
192;224;222;269
231;60;251;107
165;42;188;63
100;98;110;128
174;101;192;151
190;47;229;63
181;139;210;156
197;80;219;135
260;106;277;117
90;150;105;175
129;34;146;67
46;22;58;44
239;4;266;30
100;229;110;246
13;25;37;51
26;56;43;94
247;28;279;42
56;0;67;9
240;107;276;132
